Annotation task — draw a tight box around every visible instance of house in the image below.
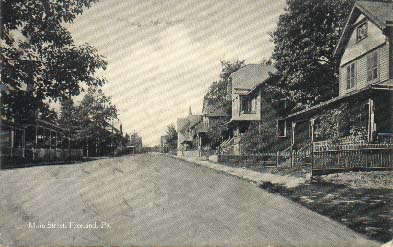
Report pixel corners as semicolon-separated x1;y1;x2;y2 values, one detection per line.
221;64;278;155
0;116;85;168
279;1;393;148
129;131;143;154
160;135;169;153
176;108;203;156
196;98;231;152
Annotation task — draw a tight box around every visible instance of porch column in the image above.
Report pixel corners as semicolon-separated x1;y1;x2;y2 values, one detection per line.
22;129;25;158
35;126;38;147
310;119;315;178
368;98;376;143
290;121;296;168
10;129;14;158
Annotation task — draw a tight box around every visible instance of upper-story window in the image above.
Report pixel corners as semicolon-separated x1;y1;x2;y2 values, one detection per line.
356;21;368;42
240;95;257;113
240;96;251;113
367;51;379;82
203;116;209;128
346;62;356;89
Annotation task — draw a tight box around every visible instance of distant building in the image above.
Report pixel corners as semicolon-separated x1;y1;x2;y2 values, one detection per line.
160;135;169;153
196;98;231;153
129;132;143;153
177;108;203;155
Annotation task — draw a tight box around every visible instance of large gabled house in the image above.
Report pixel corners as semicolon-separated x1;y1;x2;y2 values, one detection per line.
220;64;279;155
176;109;203;155
279;1;393;147
196;98;231;151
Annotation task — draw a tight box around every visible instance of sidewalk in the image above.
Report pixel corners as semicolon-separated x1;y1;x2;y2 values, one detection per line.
171;154;308;188
167;154;393;244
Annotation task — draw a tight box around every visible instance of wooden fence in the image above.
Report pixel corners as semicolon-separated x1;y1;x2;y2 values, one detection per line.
312;143;393;175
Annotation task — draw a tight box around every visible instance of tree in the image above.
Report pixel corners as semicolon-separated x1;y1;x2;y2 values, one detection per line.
240;96;290;154
166;123;177;150
203;60;244;147
79;86;118;155
58;98;80;146
270;0;355;107
1;0;107;121
205;60;244;110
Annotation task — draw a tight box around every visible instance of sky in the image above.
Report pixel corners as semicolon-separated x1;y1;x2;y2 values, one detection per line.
67;0;287;146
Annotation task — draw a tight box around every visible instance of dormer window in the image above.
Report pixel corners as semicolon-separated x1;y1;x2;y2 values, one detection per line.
356;21;368;42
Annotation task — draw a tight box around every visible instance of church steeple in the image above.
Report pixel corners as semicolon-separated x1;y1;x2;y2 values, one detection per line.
189;106;192;116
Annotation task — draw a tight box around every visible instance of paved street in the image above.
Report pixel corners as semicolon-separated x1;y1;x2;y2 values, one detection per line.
0;153;378;246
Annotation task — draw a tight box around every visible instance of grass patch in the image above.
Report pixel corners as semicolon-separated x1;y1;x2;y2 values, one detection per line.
260;180;393;243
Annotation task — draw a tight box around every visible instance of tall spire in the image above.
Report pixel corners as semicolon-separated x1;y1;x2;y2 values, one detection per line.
189;106;192;116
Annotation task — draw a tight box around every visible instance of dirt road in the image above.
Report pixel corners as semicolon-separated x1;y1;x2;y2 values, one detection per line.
0;153;378;246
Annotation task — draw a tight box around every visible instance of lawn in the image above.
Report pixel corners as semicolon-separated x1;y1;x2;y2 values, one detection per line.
259;171;393;243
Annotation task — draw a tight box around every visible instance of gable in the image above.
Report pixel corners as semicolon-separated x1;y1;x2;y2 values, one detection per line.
341;17;386;66
335;1;393;59
231;64;276;90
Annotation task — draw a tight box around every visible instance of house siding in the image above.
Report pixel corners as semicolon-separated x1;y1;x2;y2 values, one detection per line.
339;17;389;96
231;88;262;121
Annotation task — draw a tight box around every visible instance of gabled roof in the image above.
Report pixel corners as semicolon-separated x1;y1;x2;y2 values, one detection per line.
177;115;202;134
231;64;277;90
188;115;202;128
334;1;393;58
177;118;189;133
202;98;230;117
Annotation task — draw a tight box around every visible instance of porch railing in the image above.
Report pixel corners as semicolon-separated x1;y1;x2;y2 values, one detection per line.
0;147;25;158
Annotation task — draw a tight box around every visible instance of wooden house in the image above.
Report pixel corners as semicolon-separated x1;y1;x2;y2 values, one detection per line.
196;98;231;152
278;1;393;149
176;110;203;156
220;64;278;155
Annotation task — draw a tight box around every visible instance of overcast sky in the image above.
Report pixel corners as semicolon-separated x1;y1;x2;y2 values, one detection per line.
68;0;286;146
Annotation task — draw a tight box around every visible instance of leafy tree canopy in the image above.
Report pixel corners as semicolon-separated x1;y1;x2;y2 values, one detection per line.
204;60;245;115
78;86;118;141
166;123;178;149
1;0;107;120
270;0;354;107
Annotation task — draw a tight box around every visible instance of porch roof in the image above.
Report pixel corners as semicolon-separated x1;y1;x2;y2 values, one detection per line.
284;83;393;121
0;119;25;130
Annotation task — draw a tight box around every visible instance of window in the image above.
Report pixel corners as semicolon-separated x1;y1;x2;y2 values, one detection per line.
356;21;368;42
240;95;257;113
240;96;251;113
277;119;286;137
346;62;356;89
251;96;257;113
203;116;209;128
367;51;379;82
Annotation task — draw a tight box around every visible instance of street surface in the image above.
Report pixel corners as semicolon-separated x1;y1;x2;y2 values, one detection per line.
0;153;378;246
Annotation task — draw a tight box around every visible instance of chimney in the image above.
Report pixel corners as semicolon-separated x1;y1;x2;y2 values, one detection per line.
386;20;393;79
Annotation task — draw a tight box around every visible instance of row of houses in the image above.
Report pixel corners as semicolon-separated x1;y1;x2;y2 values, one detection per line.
0;94;132;168
176;1;393;171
